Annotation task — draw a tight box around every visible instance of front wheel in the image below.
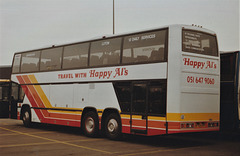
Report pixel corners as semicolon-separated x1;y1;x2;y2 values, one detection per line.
104;113;122;140
82;111;99;137
22;108;31;127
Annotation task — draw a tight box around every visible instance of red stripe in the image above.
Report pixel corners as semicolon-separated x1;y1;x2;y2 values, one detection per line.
49;112;81;120
168;128;220;134
17;76;46;122
22;75;49;117
17;75;81;127
121;117;167;135
23;75;80;121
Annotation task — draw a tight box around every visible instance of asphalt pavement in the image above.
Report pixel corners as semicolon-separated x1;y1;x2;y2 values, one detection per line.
0;119;240;156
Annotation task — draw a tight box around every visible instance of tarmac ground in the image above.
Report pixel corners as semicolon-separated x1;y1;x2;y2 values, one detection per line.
0;119;240;156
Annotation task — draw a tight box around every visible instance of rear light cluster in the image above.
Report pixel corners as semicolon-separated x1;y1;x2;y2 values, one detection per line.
181;122;219;129
208;122;219;127
181;123;194;128
195;122;207;128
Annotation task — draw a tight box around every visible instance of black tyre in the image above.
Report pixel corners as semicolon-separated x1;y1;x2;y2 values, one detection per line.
22;108;32;127
82;111;99;137
104;113;122;140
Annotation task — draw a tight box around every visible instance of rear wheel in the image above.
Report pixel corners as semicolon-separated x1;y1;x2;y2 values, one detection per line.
82;111;99;137
104;113;122;140
22;108;31;127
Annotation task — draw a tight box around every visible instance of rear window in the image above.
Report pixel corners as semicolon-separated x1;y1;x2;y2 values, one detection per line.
182;29;218;56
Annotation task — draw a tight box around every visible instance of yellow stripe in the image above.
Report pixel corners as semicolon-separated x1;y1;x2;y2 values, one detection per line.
51;107;83;111
28;74;38;83
167;113;220;121
119;146;202;156
121;114;130;118
120;114;166;121
0;79;10;82
28;75;81;115
28;75;52;108
0;139;104;148
49;110;82;114
49;107;83;114
148;116;166;121
131;115;142;119
0;131;53;136
0;142;56;148
0;127;112;154
121;114;142;119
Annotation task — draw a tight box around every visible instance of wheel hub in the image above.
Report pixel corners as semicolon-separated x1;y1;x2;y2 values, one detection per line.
86;117;94;133
108;119;118;133
23;111;29;121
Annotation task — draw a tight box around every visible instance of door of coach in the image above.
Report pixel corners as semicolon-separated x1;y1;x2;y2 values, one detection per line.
130;80;167;135
130;82;148;134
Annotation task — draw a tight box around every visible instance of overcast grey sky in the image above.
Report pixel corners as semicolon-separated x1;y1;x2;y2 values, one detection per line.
0;0;239;66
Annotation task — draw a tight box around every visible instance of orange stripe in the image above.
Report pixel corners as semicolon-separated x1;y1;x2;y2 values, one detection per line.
28;75;52;108
22;75;50;117
49;113;80;120
148;120;166;128
132;119;146;127
168;122;181;129
28;75;81;115
27;75;82;120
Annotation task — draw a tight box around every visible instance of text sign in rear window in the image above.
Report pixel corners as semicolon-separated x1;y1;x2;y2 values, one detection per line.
182;29;218;56
183;32;201;50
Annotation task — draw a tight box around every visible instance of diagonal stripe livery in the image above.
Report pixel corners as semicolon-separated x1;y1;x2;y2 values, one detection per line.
16;74;219;133
17;75;81;127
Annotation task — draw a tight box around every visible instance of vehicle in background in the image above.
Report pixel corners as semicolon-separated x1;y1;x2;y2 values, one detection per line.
220;51;240;132
0;66;12;118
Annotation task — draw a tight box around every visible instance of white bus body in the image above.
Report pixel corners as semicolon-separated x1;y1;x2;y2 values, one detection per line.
11;25;220;139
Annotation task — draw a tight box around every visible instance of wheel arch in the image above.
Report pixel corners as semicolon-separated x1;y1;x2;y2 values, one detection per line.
20;104;31;120
101;108;121;131
81;107;98;126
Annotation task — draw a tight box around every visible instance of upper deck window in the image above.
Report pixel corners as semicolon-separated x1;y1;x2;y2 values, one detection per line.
40;47;63;71
63;43;89;69
122;30;167;64
182;29;218;56
12;54;21;73
21;51;40;73
90;38;121;66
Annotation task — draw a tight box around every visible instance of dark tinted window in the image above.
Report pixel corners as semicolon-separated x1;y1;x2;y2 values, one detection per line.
12;54;21;73
148;80;167;115
132;83;146;114
40;47;63;71
11;83;19;100
182;29;218;56
63;43;89;69
113;82;131;113
90;38;121;66
0;83;10;101
21;51;40;72
122;30;167;64
114;80;167;116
